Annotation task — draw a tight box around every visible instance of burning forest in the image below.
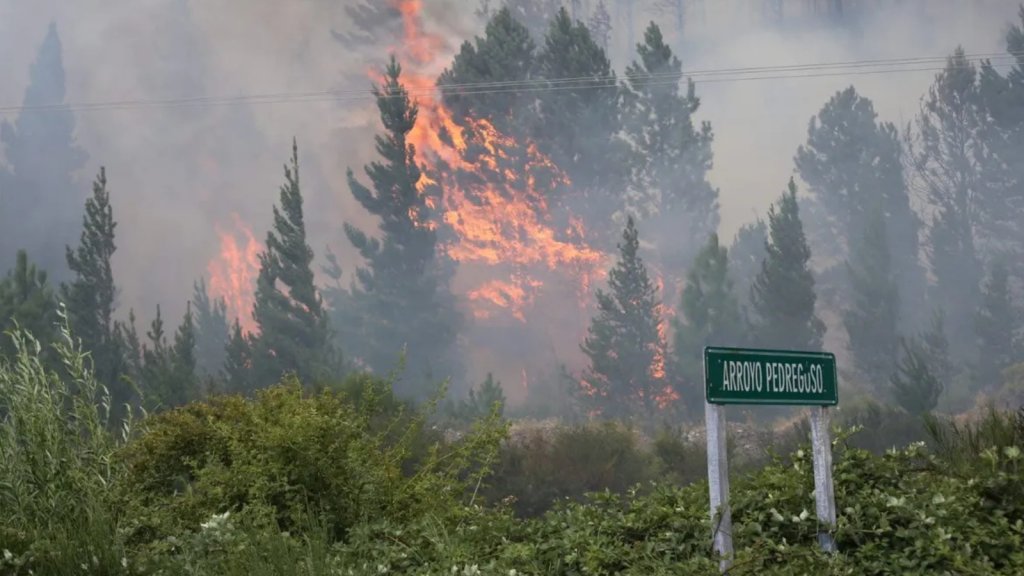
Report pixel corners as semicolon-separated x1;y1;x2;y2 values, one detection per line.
4;0;1024;423
5;0;1024;572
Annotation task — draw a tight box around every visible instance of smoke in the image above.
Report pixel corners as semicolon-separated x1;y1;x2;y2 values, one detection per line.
0;0;1020;399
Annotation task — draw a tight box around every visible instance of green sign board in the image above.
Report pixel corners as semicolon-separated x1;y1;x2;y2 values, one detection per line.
704;346;838;406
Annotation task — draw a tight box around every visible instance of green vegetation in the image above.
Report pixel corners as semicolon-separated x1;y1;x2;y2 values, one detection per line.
2;327;1024;574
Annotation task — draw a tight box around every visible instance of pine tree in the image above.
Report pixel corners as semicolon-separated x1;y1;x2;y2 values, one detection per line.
0;250;59;362
750;179;826;351
0;22;88;278
890;337;942;417
251;141;335;388
580;216;666;419
140;306;170;410
62;167;131;416
137;305;196;410
439;7;536;132
192;277;230;379
908;48;988;360
172;303;198;400
588;1;613;50
535;7;628;233
622;22;718;271
729;218;768;317
119;309;143;385
672;233;741;417
843;209;900;389
344;58;462;398
975;259;1020;389
223;319;254;395
796;86;924;323
977;8;1024;281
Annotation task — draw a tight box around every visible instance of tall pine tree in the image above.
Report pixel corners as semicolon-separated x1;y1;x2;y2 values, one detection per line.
672;233;741;417
796;86;924;324
908;48;988;361
843;209;900;389
622;22;718;272
62;167;133;419
0;23;88;278
251;141;335;388
343;58;462;398
975;259;1020;389
977;8;1024;282
535;7;628;234
750;179;825;351
580;216;666;419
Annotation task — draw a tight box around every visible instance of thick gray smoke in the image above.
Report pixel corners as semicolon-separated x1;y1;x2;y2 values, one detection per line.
0;0;1019;397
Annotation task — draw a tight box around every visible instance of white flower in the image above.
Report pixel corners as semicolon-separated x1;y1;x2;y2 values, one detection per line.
2;550;12;562
201;511;231;531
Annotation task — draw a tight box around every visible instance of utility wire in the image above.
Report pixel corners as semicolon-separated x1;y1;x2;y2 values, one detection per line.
0;51;1019;114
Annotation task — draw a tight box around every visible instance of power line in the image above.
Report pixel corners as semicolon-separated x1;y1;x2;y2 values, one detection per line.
0;51;1018;115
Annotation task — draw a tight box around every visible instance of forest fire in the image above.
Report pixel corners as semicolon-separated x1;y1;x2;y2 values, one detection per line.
207;213;261;334
390;0;606;323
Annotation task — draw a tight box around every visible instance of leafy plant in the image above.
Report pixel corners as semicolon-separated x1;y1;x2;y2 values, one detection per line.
0;311;135;574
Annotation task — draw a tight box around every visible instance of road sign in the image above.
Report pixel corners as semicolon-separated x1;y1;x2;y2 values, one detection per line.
703;346;839;571
704;346;838;406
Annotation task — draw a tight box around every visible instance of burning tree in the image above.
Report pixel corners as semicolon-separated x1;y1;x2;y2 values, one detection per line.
579;216;673;420
341;57;463;398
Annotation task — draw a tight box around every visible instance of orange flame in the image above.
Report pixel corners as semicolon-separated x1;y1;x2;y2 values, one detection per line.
382;0;606;323
207;213;261;334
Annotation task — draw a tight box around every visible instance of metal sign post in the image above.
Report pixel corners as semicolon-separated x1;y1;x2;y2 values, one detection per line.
703;346;839;571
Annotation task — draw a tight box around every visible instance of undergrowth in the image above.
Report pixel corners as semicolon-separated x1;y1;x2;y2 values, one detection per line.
2;323;1024;574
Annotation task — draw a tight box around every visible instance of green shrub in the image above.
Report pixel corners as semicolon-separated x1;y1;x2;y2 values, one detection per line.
117;373;506;559
484;421;660;517
651;424;707;485
0;317;134;574
835;400;929;454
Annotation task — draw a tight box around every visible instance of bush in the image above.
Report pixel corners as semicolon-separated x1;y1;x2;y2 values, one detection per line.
117;373;506;560
835;400;929;454
0;318;134;574
651;424;707;485
483;421;660;517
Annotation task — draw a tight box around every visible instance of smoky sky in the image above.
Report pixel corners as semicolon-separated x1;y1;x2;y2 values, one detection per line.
0;0;1019;388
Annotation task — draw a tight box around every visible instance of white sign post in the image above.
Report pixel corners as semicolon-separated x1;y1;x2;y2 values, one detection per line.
810;406;837;552
704;401;733;571
703;346;839;571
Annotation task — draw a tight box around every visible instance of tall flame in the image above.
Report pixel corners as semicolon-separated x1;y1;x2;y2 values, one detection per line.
207;213;261;334
385;0;606;323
